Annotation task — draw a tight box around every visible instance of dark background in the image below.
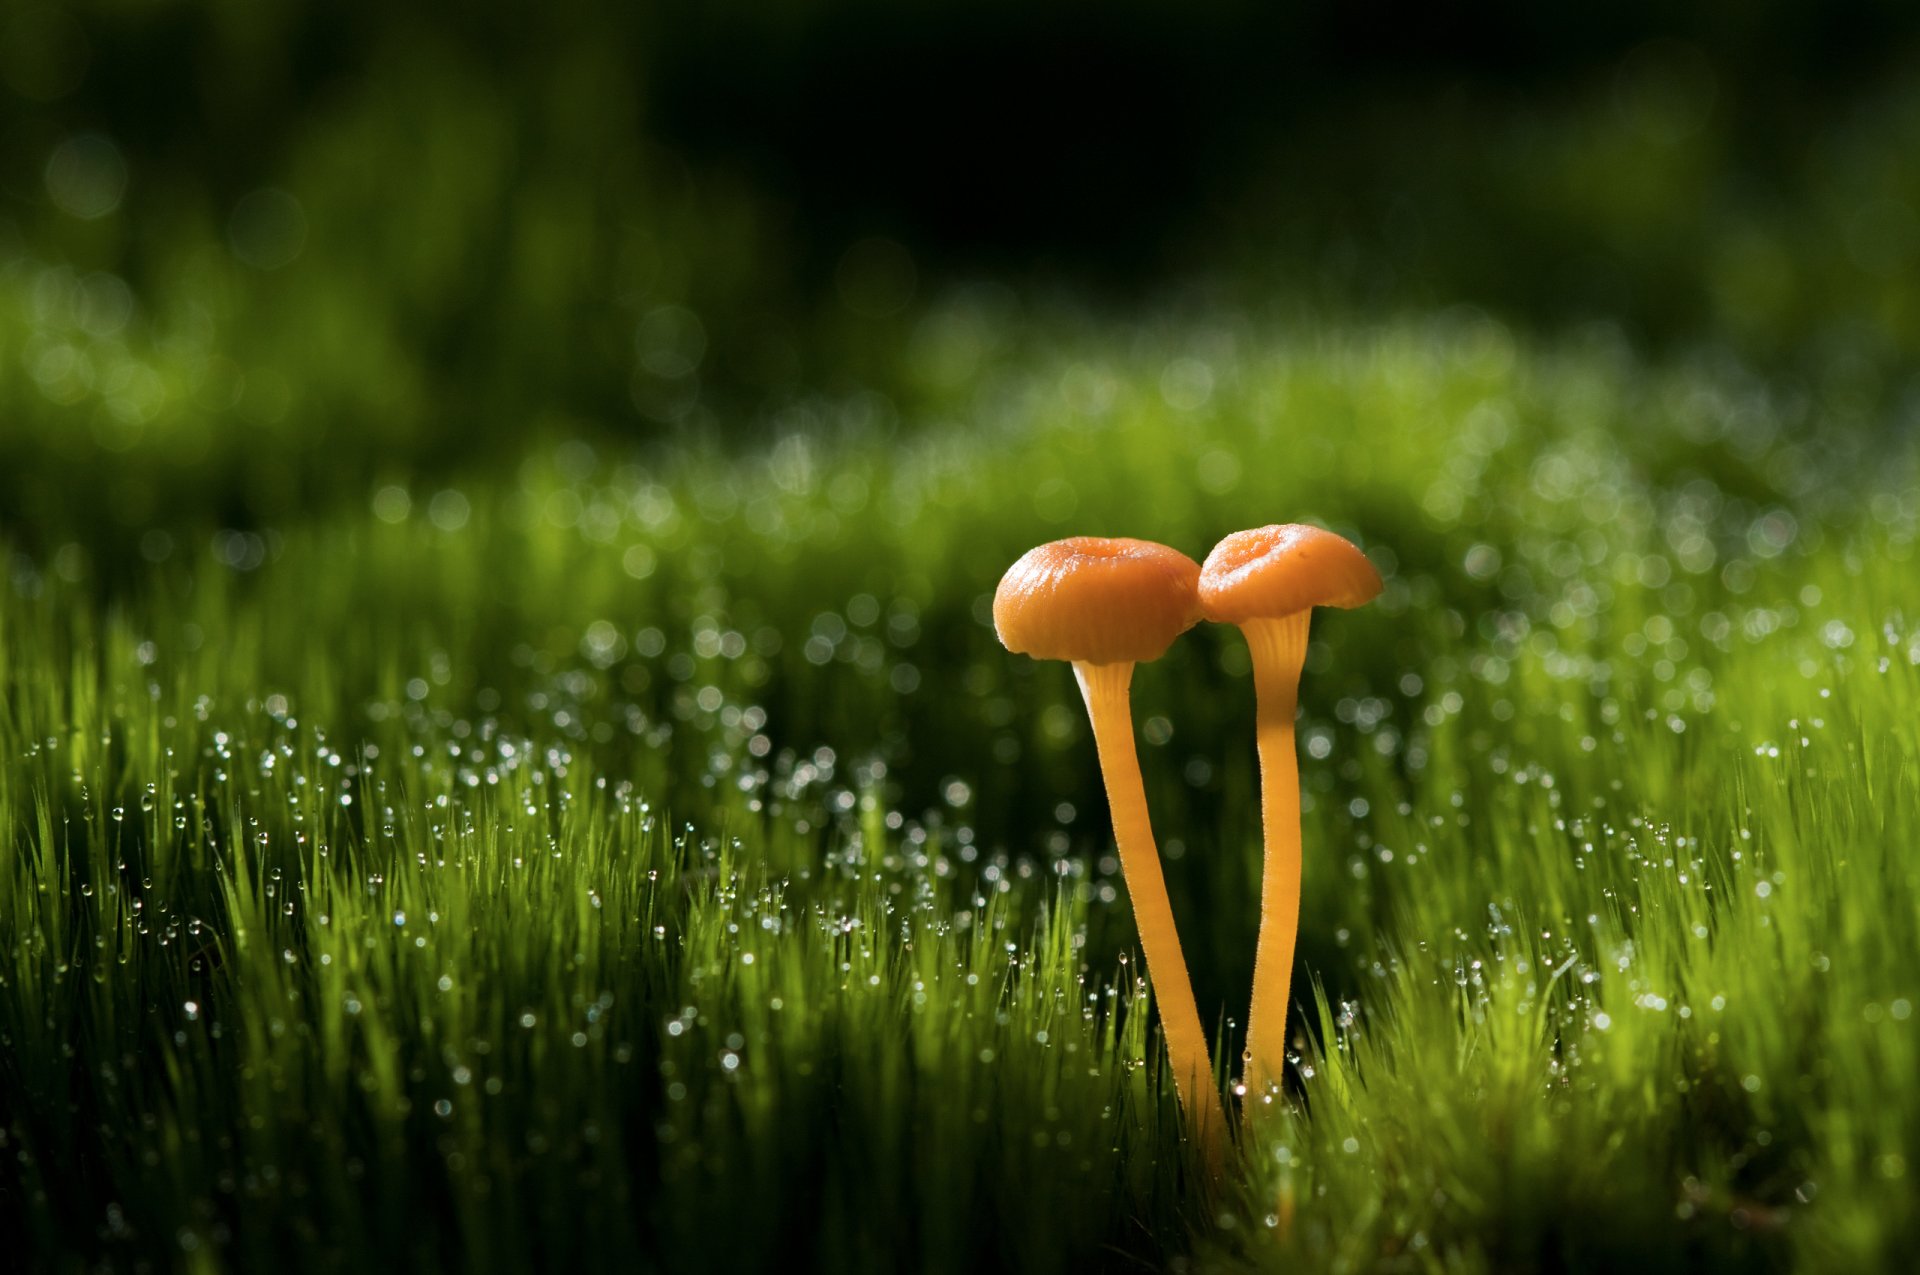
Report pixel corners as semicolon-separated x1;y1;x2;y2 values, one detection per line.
5;0;1920;552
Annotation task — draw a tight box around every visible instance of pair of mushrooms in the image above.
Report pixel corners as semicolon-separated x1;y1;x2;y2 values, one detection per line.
994;525;1381;1159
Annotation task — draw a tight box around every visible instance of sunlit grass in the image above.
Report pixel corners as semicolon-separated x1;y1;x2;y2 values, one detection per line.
4;309;1919;1271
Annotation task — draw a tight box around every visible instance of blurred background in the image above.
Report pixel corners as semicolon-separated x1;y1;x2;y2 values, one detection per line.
4;0;1920;556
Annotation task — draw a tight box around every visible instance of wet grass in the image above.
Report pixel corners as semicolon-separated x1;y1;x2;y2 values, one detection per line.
4;310;1919;1271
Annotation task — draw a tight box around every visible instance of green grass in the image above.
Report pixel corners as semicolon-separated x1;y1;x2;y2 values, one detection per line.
5;309;1920;1271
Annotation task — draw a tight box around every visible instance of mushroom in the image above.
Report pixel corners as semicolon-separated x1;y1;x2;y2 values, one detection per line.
1198;524;1382;1107
995;536;1226;1158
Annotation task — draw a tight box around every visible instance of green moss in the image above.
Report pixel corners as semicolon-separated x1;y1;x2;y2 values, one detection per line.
4;304;1917;1270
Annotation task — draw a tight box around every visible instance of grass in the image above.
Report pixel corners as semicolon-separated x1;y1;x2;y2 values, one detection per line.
4;306;1920;1272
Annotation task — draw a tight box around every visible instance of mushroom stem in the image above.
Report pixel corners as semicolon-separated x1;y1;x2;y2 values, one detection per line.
1239;610;1312;1106
1073;659;1225;1161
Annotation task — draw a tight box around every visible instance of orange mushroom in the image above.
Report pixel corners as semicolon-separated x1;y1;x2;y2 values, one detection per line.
995;536;1226;1160
1198;524;1382;1108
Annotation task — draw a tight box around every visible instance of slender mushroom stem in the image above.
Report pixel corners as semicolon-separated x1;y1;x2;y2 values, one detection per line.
1073;659;1226;1162
1239;610;1312;1106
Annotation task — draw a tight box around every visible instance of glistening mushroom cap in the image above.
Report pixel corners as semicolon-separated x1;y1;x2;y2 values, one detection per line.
1198;524;1383;624
994;536;1202;666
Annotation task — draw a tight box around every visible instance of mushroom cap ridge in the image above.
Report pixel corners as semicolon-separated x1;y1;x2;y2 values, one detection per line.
994;537;1203;666
1198;524;1382;624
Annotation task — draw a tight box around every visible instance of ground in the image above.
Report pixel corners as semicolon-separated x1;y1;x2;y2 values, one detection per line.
5;297;1918;1270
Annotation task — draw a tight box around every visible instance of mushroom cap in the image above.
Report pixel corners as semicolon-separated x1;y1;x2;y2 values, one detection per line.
1198;524;1383;624
994;537;1202;666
